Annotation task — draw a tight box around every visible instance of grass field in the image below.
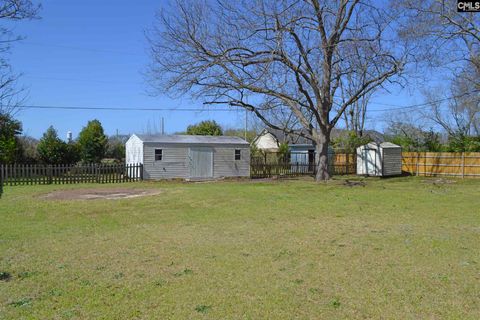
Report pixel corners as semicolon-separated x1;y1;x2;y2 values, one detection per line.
1;177;479;319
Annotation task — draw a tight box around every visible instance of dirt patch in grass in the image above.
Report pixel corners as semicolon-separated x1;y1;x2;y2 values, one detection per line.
422;178;457;185
40;188;162;200
343;179;366;187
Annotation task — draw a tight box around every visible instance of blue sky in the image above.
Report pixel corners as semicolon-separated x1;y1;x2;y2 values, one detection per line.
9;0;423;140
10;0;247;139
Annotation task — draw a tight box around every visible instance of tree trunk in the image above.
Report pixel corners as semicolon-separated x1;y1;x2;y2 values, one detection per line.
314;134;330;181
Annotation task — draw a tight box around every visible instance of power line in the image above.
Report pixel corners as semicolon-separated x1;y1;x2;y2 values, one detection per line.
16;90;478;113
21;75;470;111
367;102;432;113
365;90;478;113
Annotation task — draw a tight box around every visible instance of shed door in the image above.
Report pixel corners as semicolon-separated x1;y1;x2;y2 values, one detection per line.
189;147;213;178
365;148;377;175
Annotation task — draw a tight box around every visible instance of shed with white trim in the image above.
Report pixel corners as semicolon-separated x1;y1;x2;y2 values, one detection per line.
126;134;250;180
356;142;402;176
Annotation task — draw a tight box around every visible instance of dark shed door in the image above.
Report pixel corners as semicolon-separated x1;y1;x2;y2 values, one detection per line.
189;147;213;178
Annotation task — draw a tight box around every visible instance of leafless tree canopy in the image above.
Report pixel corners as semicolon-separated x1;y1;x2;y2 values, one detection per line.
398;0;479;91
399;0;479;70
423;74;479;137
398;0;479;137
339;65;373;137
147;0;409;180
0;0;40;115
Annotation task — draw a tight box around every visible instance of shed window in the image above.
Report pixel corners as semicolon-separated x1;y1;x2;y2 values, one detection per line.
235;149;241;160
155;149;163;161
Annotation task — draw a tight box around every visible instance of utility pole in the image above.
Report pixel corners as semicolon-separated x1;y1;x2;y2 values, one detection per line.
244;95;248;141
244;108;247;141
161;117;165;135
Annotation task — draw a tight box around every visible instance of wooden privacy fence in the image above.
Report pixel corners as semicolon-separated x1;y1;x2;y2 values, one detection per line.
251;152;480;179
251;153;356;178
334;153;356;175
0;163;143;187
402;152;480;178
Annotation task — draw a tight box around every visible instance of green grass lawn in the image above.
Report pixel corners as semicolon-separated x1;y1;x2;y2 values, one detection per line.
1;177;479;319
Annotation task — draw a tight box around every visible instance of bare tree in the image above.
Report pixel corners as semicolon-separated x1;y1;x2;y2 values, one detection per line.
398;0;479;91
454;66;480;135
399;0;479;70
423;83;479;138
340;94;371;138
0;0;40;115
251;99;301;132
147;0;409;180
338;50;375;137
398;0;479;138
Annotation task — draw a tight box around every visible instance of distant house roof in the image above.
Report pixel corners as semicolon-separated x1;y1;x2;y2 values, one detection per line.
363;142;400;149
379;142;400;148
134;134;249;145
329;129;385;143
259;128;384;145
263;128;312;145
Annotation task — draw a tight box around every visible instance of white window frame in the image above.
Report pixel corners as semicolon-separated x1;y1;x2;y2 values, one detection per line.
234;149;241;160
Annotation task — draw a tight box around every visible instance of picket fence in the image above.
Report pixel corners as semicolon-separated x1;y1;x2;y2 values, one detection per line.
0;163;143;189
250;153;356;178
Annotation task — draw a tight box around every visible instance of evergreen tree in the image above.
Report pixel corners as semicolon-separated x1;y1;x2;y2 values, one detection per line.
37;126;71;164
77;120;107;163
0;113;22;163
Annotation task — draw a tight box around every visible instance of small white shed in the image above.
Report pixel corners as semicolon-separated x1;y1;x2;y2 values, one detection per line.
356;142;402;177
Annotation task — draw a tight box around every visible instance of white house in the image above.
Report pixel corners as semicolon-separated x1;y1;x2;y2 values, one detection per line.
251;129;280;152
252;128;333;165
252;128;313;152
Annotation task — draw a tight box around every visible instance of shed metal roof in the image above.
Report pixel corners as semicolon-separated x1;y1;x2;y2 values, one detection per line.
259;128;385;145
134;134;249;145
364;142;400;149
379;142;400;148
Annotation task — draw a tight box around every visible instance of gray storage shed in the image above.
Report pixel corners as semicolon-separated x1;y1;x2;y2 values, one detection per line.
125;134;250;180
356;142;402;176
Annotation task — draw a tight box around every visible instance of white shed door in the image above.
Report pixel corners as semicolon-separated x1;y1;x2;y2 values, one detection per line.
189;147;213;178
365;149;377;175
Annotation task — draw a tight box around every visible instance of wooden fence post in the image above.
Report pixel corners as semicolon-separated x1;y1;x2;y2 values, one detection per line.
95;164;99;183
346;152;349;175
462;152;465;179
416;152;420;177
48;165;53;184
